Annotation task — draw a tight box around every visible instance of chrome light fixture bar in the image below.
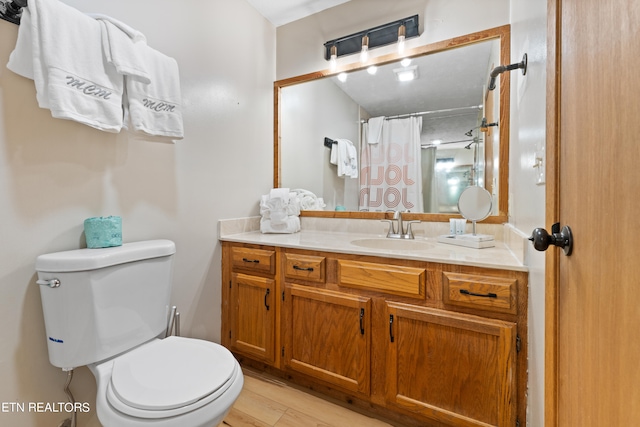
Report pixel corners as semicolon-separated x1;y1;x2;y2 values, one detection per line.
323;15;419;61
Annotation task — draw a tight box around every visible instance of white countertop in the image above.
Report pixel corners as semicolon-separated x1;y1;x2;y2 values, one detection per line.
219;229;528;272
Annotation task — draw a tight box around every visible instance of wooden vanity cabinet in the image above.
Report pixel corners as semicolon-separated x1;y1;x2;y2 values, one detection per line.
221;243;279;365
222;242;527;427
283;284;372;395
385;302;516;427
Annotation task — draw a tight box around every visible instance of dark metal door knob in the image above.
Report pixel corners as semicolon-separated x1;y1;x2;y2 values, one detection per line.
529;222;573;256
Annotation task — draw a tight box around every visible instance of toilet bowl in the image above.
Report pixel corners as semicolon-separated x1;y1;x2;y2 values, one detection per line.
90;337;243;427
35;240;243;427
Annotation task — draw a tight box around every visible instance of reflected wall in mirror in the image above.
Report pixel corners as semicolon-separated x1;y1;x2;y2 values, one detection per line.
275;25;510;223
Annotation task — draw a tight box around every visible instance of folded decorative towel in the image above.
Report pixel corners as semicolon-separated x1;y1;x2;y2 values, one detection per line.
124;45;184;140
269;187;290;204
260;192;301;220
260;216;301;234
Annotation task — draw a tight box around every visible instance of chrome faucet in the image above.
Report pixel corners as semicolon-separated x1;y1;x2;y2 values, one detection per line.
382;211;420;239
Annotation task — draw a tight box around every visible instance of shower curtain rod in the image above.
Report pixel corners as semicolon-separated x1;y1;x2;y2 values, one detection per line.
0;0;27;25
361;105;483;123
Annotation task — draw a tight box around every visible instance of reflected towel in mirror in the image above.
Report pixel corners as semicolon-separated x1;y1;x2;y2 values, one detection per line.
367;116;385;144
330;139;358;178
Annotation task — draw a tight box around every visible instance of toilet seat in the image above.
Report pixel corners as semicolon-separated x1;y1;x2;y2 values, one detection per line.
106;336;238;419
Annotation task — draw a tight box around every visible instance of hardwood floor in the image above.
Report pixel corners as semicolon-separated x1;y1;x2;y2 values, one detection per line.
218;368;402;427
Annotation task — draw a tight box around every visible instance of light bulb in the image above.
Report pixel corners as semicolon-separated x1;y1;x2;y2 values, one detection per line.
360;35;369;63
329;45;337;71
397;24;406;54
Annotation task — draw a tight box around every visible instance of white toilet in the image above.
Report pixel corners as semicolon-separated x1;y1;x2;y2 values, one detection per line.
35;240;243;427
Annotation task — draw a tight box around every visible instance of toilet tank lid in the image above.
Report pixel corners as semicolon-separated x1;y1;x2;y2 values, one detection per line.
35;240;176;272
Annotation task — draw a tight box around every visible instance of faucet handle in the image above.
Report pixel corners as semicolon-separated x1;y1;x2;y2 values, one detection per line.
381;219;397;235
403;220;421;239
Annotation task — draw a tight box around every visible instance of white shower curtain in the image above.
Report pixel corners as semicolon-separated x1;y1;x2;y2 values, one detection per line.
359;117;423;212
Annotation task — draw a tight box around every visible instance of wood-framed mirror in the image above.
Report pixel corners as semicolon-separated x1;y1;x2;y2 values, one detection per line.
274;25;510;224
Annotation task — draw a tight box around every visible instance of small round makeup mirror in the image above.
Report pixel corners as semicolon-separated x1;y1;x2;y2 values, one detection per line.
457;186;493;235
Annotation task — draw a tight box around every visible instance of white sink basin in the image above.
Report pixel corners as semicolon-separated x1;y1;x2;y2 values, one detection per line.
350;238;433;251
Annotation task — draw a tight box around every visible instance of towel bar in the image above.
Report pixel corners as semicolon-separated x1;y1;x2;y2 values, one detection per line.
0;0;27;25
324;137;337;149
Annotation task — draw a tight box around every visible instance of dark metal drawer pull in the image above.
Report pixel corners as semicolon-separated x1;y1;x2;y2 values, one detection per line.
242;258;260;264
264;288;270;310
359;308;365;335
293;265;314;272
389;314;395;343
459;289;498;298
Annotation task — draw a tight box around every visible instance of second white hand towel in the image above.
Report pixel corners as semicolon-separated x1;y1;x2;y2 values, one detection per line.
125;46;184;140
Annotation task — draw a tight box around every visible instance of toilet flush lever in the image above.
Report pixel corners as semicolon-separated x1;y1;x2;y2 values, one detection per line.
37;278;61;288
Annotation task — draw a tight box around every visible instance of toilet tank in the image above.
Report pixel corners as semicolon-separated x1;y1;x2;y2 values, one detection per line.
35;240;176;370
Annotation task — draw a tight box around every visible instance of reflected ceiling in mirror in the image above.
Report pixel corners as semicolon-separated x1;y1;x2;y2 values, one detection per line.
275;25;510;223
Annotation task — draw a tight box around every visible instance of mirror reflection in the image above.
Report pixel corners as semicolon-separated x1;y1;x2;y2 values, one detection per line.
277;26;509;220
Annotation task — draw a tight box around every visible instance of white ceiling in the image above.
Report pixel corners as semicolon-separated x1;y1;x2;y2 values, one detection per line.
246;0;352;27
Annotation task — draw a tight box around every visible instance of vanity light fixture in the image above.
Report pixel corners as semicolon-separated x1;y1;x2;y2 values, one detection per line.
337;72;348;83
401;58;412;67
367;65;378;75
329;45;338;71
323;15;419;64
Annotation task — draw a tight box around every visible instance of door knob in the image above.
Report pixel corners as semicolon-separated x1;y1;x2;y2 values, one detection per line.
529;222;573;256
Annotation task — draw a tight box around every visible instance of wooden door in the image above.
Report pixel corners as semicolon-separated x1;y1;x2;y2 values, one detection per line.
385;302;516;427
547;0;640;424
230;272;276;363
283;284;371;395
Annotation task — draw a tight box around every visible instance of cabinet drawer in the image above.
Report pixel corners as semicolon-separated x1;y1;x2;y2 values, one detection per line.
284;253;326;283
443;272;517;314
338;260;425;298
231;247;275;275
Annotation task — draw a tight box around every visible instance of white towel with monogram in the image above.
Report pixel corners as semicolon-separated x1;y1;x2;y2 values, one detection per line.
124;46;184;140
7;0;124;132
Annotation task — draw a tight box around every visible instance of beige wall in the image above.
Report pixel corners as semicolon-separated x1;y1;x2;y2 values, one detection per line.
509;1;547;426
280;78;360;210
0;0;275;425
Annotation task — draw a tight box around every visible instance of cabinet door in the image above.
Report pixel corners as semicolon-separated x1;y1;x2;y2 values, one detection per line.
284;284;371;395
230;273;276;363
386;302;516;427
